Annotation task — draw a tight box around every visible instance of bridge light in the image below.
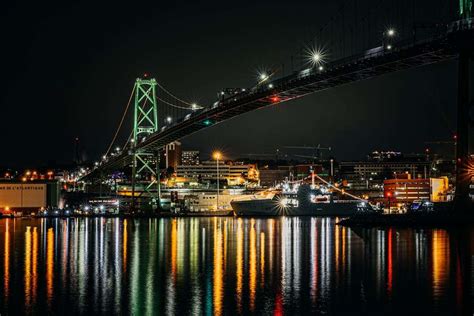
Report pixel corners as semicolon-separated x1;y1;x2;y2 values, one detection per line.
259;72;268;81
318;65;324;71
386;28;396;37
271;96;280;103
166;116;172;124
386;44;392;50
268;83;273;88
115;147;120;152
102;155;107;160
191;103;198;110
312;53;321;62
306;47;326;67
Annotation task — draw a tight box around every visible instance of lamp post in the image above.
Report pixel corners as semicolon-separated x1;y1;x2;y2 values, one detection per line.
330;158;334;183
387;192;392;214
213;151;222;210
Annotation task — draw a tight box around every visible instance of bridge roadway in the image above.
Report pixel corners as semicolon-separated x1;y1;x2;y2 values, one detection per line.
84;19;474;180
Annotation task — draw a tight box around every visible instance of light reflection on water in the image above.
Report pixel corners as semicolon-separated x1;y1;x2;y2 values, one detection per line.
0;217;471;314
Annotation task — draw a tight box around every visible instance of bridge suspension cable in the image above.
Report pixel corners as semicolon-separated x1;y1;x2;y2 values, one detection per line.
155;95;200;110
155;80;203;109
104;84;136;157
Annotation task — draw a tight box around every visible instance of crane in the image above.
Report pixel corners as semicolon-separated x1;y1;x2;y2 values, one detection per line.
284;145;332;163
424;139;456;160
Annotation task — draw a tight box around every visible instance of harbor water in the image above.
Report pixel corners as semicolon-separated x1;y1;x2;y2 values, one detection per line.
0;217;472;314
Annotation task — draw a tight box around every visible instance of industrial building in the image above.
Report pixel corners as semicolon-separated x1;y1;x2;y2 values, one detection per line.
0;181;60;215
176;161;258;185
161;141;182;170
181;150;200;165
339;160;431;190
383;175;449;206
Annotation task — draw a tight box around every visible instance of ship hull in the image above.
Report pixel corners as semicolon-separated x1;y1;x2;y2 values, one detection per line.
231;199;282;216
231;199;363;217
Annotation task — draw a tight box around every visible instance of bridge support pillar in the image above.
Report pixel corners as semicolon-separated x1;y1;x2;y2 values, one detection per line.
454;50;473;211
130;77;160;213
156;149;161;210
131;154;137;211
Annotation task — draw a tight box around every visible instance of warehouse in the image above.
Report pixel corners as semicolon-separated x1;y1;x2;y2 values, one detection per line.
0;181;59;215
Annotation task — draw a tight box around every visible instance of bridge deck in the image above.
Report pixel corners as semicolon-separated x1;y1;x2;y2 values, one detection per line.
83;19;474;180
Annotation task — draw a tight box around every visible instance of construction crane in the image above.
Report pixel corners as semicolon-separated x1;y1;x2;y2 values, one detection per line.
424;139;457;176
241;150;289;162
424;139;456;160
284;145;332;163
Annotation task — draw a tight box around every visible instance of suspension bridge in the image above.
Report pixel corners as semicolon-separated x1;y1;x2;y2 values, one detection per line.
81;0;474;211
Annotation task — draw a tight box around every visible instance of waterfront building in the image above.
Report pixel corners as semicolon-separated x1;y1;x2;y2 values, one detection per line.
176;161;258;185
0;181;60;215
339;160;431;190
162;141;182;170
181;150;200;165
383;174;449;205
259;169;290;187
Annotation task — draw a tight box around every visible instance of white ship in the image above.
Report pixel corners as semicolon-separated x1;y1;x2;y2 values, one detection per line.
231;184;372;216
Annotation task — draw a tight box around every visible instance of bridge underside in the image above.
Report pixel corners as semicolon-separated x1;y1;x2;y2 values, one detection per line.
84;23;474;183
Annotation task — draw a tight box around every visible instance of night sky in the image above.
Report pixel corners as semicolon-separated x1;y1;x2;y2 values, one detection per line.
1;0;460;167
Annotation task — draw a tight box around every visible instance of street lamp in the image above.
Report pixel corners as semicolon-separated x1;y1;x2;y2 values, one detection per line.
386;192;392;214
213;151;222;210
330;159;334;182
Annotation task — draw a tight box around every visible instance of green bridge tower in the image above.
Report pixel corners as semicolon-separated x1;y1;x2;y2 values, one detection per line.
459;0;472;18
131;77;161;211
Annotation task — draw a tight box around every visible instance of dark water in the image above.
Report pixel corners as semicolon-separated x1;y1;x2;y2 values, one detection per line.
0;217;472;315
